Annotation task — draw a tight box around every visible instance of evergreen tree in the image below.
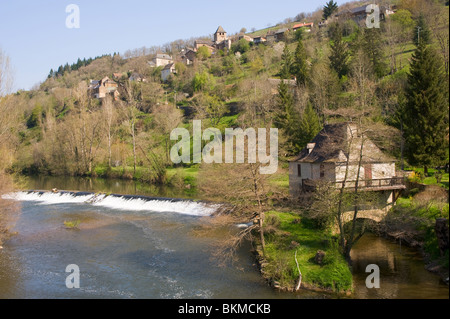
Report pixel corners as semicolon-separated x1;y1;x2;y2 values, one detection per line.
323;0;338;21
403;43;449;175
291;39;308;86
362;28;386;78
280;44;293;79
413;14;431;46
57;65;64;77
329;24;349;79
274;80;301;153
299;102;322;149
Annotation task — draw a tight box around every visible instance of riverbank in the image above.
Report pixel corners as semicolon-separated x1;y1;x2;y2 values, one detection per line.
374;184;449;285
253;211;353;295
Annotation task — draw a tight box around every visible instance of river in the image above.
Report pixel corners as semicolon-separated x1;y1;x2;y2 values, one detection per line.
0;175;448;299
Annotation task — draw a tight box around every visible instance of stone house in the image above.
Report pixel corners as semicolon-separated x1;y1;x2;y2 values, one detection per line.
194;26;231;53
289;123;405;215
238;33;254;42
129;72;147;82
89;77;120;100
148;53;174;68
336;5;396;26
194;39;216;53
161;63;176;82
180;48;196;65
253;36;267;45
266;31;276;43
274;28;289;41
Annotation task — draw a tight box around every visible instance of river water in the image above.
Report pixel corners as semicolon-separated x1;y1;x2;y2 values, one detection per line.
0;176;448;299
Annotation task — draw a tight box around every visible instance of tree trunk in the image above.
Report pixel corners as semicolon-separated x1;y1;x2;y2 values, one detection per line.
131;121;137;175
345;133;365;259
259;211;266;255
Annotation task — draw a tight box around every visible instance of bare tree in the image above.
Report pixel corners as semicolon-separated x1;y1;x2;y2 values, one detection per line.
348;48;376;111
197;121;282;264
0;48;18;246
71;82;104;174
122;81;140;174
0;48;13;98
152;104;183;163
102;95;116;167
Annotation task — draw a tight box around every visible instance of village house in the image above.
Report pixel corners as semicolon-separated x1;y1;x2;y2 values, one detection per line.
274;28;289;42
194;26;232;53
238;33;254;42
161;63;176;82
336;5;396;26
113;72;125;80
292;22;314;32
89;76;120;100
194;39;216;53
180;48;196;65
289;123;405;214
266;30;276;43
253;36;267;45
148;53;174;68
129;72;147;82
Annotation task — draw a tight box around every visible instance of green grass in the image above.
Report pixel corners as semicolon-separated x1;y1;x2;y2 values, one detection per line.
64;219;81;229
268;171;289;190
405;167;449;190
262;211;353;292
93;165;151;181
391;189;449;262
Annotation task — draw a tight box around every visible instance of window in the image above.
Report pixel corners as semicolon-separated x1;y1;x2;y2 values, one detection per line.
320;164;325;178
297;164;302;177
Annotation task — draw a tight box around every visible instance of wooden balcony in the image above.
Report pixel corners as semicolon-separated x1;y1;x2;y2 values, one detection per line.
302;177;406;193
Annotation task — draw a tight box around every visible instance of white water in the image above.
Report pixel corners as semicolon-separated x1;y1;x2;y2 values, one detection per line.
2;191;220;217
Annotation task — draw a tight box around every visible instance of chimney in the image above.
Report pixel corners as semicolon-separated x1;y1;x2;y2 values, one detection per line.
307;143;316;154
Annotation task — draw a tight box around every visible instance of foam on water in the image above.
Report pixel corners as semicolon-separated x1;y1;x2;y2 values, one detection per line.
3;191;220;217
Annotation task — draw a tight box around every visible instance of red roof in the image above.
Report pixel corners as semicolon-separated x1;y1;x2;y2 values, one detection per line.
293;22;314;29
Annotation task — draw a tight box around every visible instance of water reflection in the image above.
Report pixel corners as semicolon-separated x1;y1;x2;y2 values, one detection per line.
351;233;448;299
21;175;194;199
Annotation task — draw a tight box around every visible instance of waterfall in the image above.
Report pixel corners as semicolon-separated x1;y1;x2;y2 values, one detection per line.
2;191;220;217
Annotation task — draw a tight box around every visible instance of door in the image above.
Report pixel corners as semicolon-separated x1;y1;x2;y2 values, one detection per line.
364;164;373;187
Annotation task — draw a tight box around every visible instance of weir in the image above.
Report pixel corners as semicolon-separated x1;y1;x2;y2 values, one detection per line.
3;190;222;217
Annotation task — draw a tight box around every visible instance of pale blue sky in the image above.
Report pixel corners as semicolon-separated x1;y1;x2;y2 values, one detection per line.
0;0;351;91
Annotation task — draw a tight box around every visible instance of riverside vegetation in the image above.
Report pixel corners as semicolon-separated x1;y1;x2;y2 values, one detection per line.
1;0;449;292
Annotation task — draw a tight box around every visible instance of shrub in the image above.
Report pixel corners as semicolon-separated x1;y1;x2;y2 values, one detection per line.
64;220;80;229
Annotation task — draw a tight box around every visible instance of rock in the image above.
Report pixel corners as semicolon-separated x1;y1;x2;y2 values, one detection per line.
435;218;449;257
314;250;326;265
289;241;300;249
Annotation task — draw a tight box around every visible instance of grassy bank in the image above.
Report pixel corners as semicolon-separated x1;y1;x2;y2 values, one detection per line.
257;211;353;293
379;179;449;281
92;164;199;186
